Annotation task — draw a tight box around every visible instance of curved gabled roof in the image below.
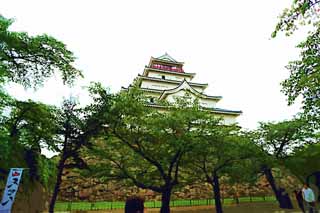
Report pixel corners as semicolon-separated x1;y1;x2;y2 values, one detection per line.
148;53;184;67
138;75;208;88
159;79;222;101
157;53;179;63
204;107;242;115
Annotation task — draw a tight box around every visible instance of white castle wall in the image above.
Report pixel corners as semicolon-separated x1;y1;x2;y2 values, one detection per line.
140;79;205;94
199;99;217;108
140;80;176;90
218;114;238;125
147;70;192;81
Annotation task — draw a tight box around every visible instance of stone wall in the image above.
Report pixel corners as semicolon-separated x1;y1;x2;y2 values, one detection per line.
58;169;300;202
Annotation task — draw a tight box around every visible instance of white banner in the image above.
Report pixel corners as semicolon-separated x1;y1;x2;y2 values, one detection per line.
0;168;24;213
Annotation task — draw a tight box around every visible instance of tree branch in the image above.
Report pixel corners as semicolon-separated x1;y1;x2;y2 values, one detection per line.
112;129;168;181
107;155;163;193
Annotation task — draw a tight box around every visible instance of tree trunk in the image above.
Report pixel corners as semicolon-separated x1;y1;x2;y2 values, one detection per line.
160;187;172;213
9;122;19;145
234;195;239;205
25;149;40;181
263;166;293;209
213;172;223;213
49;156;66;213
263;166;280;201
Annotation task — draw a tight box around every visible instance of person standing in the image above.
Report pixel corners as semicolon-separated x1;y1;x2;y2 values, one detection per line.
302;183;316;213
125;196;145;213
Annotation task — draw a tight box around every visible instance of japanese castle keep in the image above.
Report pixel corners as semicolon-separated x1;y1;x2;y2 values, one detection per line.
58;54;244;202
122;53;242;124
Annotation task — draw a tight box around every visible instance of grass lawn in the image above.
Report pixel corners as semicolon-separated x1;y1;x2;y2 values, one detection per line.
53;202;309;213
55;196;277;211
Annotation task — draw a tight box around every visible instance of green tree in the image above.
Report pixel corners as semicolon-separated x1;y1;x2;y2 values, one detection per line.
89;88;218;213
285;143;320;180
281;29;320;125
49;83;113;213
273;0;320;37
0;14;82;182
253;118;314;208
190;127;255;213
0;100;58;182
0;15;81;88
273;1;320;125
255;118;314;158
273;2;320;201
4;100;58;149
0;14;83;212
0;14;82;156
284;143;320;200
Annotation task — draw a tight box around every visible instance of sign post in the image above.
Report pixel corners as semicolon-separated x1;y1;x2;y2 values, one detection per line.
0;168;24;213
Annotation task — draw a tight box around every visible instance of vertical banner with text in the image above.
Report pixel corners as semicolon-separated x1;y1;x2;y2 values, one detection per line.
0;168;24;213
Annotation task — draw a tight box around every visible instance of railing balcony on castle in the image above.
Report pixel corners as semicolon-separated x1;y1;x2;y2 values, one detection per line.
151;64;184;73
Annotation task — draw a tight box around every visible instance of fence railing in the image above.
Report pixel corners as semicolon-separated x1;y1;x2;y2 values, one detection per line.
55;196;276;211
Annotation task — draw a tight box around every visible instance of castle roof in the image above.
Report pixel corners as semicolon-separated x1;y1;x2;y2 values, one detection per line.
159;79;222;101
148;53;184;68
156;53;180;63
137;75;208;89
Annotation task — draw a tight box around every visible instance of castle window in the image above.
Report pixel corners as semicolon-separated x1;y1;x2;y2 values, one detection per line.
162;75;165;80
150;97;154;103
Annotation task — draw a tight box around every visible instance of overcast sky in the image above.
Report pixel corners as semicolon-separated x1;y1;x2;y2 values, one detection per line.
2;0;307;130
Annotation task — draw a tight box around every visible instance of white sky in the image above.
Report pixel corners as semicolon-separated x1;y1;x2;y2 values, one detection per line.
2;0;307;130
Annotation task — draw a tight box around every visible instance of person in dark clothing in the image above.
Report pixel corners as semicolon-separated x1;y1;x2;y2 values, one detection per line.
125;196;145;213
294;190;306;213
279;187;294;209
